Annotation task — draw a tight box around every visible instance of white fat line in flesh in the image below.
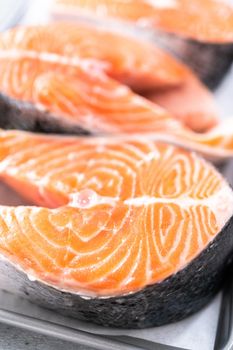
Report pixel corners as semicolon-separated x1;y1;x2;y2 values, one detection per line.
178;155;192;190
178;219;193;266
57;110;120;134
0;144;54;173
30;206;116;257
150;202;161;262
33;103;121;135
88;157;136;175
195;167;215;199
92;84;130;98
151;204;184;264
21;146;99;174
33;132;233;159
69;224;135;272
85;174;116;194
205;175;220;199
2;209;48;273
84;148;143;169
160;160;189;198
66;219;108;243
0;246;135;298
144;208;152;281
136;150;160;166
10;27;27;46
192;154;202;184
95;4;109;16
159;204;176;246
148;146;178;193
168;137;233;159
85;176;104;191
195;206;207;248
15;208;66;263
35;82;79;114
0;130;179;150
102;233;138;276
120;239;143;288
0;49;108;74
66;233;116;261
37;162;123;189
167;214;186;261
192;207;204;249
169;207;209;268
144;0;177;8
27;147;96;173
69;185;233;230
199;205;214;241
0;134;32;150
85;167;124;197
99;132;233;159
2;134;167;165
10;63;20;95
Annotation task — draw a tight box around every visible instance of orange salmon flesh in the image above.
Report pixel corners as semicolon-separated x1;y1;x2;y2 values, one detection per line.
0;23;219;132
53;0;233;43
0;130;232;296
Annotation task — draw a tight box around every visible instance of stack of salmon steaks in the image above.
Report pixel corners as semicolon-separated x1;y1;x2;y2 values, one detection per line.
0;0;233;329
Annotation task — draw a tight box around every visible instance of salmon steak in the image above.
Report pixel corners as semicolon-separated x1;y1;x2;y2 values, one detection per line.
0;22;188;92
0;129;232;328
55;0;233;43
0;22;219;132
52;0;233;88
0;47;232;159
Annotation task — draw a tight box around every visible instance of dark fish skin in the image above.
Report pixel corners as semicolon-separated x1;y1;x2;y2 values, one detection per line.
0;93;90;135
151;30;233;90
0;216;233;329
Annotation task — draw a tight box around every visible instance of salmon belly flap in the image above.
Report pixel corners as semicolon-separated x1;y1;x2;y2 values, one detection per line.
0;130;232;327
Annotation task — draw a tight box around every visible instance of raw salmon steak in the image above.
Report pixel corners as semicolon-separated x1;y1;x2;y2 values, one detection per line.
0;129;232;328
52;0;233;88
55;0;233;43
0;22;189;92
0;23;219;132
0;48;232;160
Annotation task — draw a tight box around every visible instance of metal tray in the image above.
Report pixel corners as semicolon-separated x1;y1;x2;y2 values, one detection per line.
0;290;181;350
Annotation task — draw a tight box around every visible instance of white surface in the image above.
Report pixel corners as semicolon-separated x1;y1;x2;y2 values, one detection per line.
0;0;28;31
0;323;93;350
216;64;233;117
